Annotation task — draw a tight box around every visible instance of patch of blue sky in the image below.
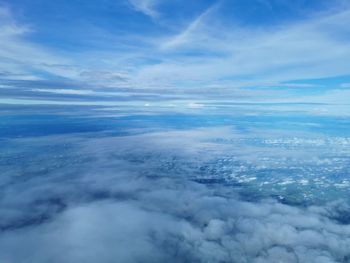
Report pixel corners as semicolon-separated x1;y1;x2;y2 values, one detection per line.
285;75;350;90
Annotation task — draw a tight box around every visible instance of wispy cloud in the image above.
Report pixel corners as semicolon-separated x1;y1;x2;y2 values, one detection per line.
136;5;350;89
161;3;219;49
1;1;350;112
340;83;350;88
0;7;80;81
128;0;159;18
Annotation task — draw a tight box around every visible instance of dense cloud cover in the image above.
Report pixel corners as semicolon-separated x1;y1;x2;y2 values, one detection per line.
1;127;350;262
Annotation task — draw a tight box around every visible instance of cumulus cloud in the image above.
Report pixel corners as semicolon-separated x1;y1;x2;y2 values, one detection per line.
1;127;350;262
1;169;350;263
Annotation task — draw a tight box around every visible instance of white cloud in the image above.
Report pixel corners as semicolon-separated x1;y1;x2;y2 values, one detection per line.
2;1;350;109
1;127;350;262
0;7;79;80
128;0;159;18
0;6;30;37
161;4;218;49
136;5;350;89
31;88;96;95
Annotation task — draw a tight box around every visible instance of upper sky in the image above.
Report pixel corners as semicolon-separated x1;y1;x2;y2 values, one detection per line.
1;0;350;112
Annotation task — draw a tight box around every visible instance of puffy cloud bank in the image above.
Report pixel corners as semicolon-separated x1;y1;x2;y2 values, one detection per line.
1;128;350;263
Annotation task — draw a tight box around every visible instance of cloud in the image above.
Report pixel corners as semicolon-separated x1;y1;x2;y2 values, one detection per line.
1;127;350;262
128;0;159;18
0;7;134;89
1;166;350;263
161;3;219;49
0;6;30;37
135;4;350;89
31;88;97;95
0;6;80;81
340;83;350;88
1;1;350;115
2;2;350;261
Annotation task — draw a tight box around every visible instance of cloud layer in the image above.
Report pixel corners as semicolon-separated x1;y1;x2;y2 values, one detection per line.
1;126;350;262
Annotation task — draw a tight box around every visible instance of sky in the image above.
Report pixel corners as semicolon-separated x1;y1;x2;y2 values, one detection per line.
1;0;350;113
3;1;350;262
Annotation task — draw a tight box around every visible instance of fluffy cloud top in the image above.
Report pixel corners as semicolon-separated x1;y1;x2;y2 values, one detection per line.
1;126;350;262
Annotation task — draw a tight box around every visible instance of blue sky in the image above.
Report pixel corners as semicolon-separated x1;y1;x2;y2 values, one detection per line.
1;0;350;112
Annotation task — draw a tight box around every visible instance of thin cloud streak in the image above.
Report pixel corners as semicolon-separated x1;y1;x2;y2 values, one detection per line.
128;0;159;18
161;3;220;49
137;6;350;88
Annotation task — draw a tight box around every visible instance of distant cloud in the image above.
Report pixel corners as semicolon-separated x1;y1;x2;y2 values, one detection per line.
340;83;350;88
137;4;350;89
0;7;78;81
128;0;159;18
1;1;350;111
161;4;218;49
0;6;30;37
79;70;131;88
